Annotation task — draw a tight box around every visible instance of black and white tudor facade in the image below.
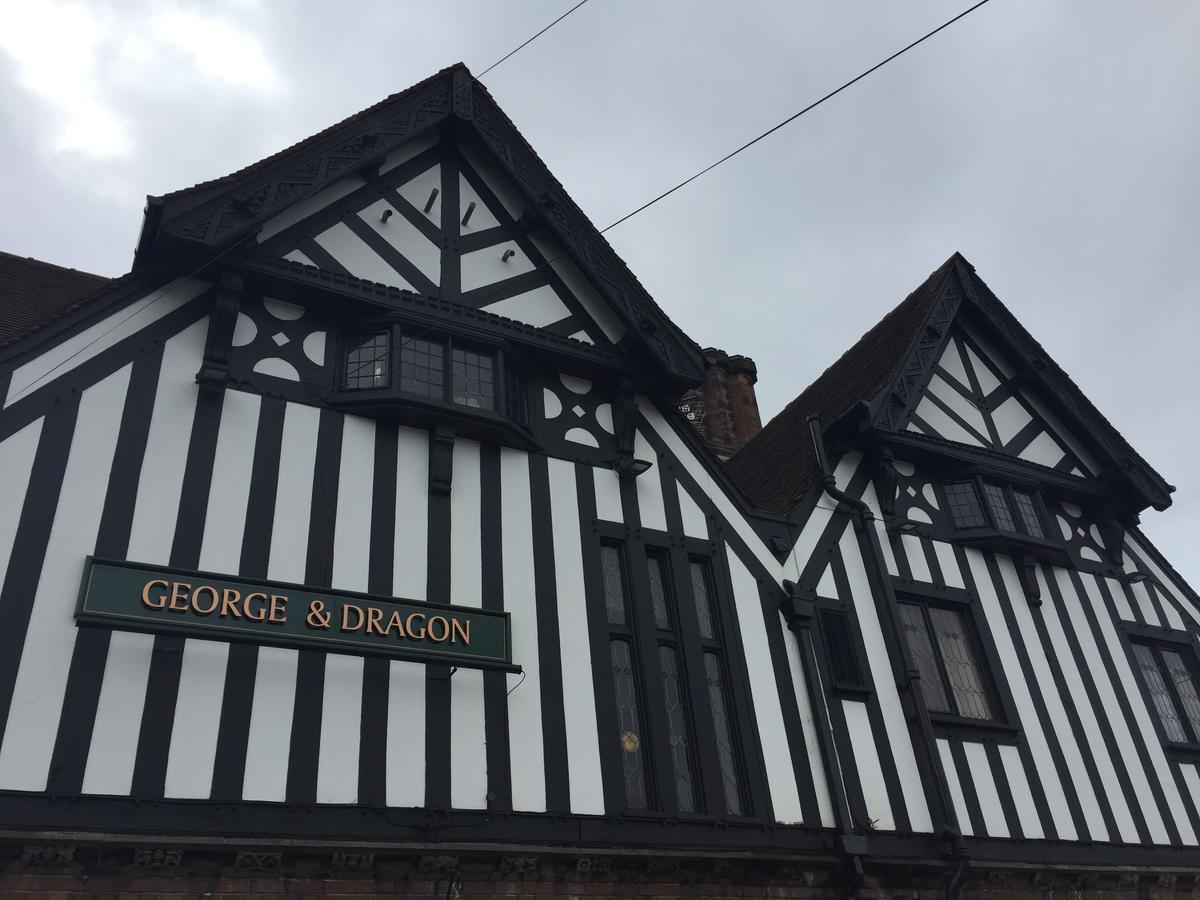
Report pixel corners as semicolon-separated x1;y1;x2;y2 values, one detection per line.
1;64;1198;884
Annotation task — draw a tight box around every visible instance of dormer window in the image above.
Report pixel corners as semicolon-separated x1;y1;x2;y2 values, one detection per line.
337;325;529;434
943;478;1049;540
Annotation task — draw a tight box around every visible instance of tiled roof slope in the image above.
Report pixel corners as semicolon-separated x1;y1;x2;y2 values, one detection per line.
0;251;112;348
725;257;955;515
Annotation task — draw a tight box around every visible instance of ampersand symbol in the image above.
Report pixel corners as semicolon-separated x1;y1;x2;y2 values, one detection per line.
306;600;331;629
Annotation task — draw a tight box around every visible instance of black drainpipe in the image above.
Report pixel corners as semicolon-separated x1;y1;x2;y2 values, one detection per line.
805;415;969;898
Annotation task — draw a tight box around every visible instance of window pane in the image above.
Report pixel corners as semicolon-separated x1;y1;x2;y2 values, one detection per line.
601;544;627;625
820;610;863;687
1013;491;1045;538
898;603;952;713
689;561;715;640
659;645;696;812
610;640;648;809
703;651;742;815
1133;644;1188;743
983;484;1016;532
928;607;994;720
944;482;988;528
1161;649;1200;742
647;555;671;630
399;337;444;398
451;346;495;410
345;332;389;390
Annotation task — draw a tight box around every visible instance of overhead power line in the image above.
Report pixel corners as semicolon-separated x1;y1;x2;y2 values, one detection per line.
599;0;995;234
477;0;592;80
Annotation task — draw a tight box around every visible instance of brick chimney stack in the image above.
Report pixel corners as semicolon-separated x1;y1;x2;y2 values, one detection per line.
677;348;762;459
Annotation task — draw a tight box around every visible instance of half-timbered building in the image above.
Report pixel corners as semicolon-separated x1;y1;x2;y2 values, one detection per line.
1;64;1198;899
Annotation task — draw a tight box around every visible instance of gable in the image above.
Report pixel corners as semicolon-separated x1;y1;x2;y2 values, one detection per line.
907;321;1099;477
252;130;624;347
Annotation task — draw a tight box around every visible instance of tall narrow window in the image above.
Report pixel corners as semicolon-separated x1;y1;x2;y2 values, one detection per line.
601;542;648;808
819;608;866;690
689;558;746;815
647;553;697;813
898;599;996;721
345;332;390;390
1131;641;1200;746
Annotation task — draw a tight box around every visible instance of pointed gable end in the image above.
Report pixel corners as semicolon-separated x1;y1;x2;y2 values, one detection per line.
140;64;702;386
729;254;1173;516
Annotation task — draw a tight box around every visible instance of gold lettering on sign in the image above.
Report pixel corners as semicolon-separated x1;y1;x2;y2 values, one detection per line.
385;609;406;637
220;589;243;619
365;607;385;635
426;615;450;643
306;600;332;629
142;579;169;609
451;618;470;645
406;612;426;640
243;592;268;622
342;603;365;632
191;585;219;615
268;595;288;624
169;581;191;613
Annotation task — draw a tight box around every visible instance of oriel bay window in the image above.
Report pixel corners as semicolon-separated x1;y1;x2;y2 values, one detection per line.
598;540;748;816
942;478;1049;540
338;325;529;430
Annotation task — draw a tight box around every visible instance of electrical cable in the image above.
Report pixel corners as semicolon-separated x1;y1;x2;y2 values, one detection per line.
476;0;591;81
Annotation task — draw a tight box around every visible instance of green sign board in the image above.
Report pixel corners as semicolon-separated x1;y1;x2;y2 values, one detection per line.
75;558;517;673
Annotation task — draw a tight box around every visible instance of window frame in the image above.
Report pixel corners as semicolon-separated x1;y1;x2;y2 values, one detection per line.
331;322;533;440
814;597;873;699
1121;622;1200;757
940;476;1052;541
894;582;1019;737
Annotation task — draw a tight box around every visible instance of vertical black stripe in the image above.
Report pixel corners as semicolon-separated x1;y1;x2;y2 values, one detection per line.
285;408;343;804
424;427;453;808
48;349;163;793
0;395;80;749
440;143;460;301
528;453;569;811
948;738;986;836
358;422;398;807
210;396;284;800
828;549;911;833
967;547;1079;841
984;741;1023;839
130;381;226;799
481;443;511;810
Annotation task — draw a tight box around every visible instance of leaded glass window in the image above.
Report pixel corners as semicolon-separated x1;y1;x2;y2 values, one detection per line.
658;646;696;812
899;600;996;721
601;543;627;626
704;651;742;816
451;346;494;410
648;555;671;630
944;482;987;528
399;337;444;399
1013;491;1045;538
1132;641;1200;745
345;332;390;390
982;483;1015;532
610;639;648;809
504;366;529;428
820;609;864;689
689;560;715;640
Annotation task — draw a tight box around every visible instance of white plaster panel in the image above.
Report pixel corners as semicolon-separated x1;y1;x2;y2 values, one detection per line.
547;457;603;813
529;233;626;343
82;629;155;795
913;396;985;447
1182;765;1200;826
1125;534;1200;629
283;249;316;267
843;699;894;830
386;658;427;807
257;176;366;242
450;439;487;810
6;277;207;409
315;221;416;290
500;448;545;812
938;739;973;836
0;419;43;602
677;481;708;540
927;373;989;437
242;647;298;802
378;131;439;176
0;366;129;790
592;465;623;524
253;357;300;382
963;741;1009;838
901;534;932;583
1017;431;1066;469
459;172;502;232
633;429;666;532
999;743;1045;839
163;639;230;798
965;342;1005;390
393;425;429;601
395;162;442;227
931;542;964;589
316;654;364;803
780;612;835;827
460;241;534;292
481;286;572;329
992;396;1032;446
460;143;527;219
937;338;971;389
359;198;441;284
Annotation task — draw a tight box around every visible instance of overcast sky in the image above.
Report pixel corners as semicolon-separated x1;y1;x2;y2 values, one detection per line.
1;0;1197;583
